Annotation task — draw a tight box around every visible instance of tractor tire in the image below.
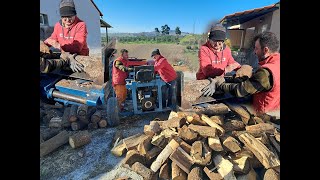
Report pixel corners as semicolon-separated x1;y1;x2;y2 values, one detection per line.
176;71;184;107
107;97;120;127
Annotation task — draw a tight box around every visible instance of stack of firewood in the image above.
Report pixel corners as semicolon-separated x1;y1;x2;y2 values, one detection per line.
40;102;108;131
111;103;280;180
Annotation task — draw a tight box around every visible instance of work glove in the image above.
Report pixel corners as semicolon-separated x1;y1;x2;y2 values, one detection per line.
235;65;253;78
69;53;84;73
201;77;217;97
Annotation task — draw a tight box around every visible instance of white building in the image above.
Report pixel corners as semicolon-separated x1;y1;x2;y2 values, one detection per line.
40;0;109;55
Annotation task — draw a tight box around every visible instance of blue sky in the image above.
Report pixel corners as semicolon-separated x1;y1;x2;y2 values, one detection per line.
95;0;279;34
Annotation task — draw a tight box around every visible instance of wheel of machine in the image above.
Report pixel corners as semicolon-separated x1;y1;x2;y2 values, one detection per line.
107;97;120;127
176;71;184;107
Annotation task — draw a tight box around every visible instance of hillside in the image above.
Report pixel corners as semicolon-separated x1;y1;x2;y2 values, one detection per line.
105;30;194;38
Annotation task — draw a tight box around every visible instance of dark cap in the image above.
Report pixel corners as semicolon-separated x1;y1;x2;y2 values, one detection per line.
60;0;77;17
151;49;160;57
208;30;226;41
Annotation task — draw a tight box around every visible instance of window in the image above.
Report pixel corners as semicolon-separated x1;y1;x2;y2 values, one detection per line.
40;13;48;25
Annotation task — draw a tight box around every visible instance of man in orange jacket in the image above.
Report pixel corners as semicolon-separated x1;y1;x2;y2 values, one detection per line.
151;49;177;108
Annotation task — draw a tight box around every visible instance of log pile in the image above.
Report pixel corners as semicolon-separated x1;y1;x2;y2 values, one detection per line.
113;102;280;180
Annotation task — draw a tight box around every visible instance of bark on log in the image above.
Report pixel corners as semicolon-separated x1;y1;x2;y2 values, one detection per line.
221;136;242;153
131;162;156;180
123;133;148;151
208;136;224;151
210;115;224;125
171;136;192;154
77;104;88;116
137;135;152;155
69;130;91;149
245;123;275;137
168;111;179;120
263;168;279;180
188;124;216;138
123;149;146;167
49;117;62;128
162;117;186;129
159;162;170;180
161;128;178;138
111;139;127;157
194;103;229;116
238;133;280;169
236;168;257;180
178;125;198;143
144;121;161;136
178;111;207;126
40;130;70;157
151;134;166;148
61;107;71;128
78;115;90;124
91;110;102;123
146;146;162;161
203;167;223;180
201;114;225;135
190;141;212;166
41;128;61;141
170;147;194;173
223;120;245;132
188;166;203;180
212;154;237;180
111;130;124;148
268;135;280;153
225;103;251;125
69;104;78;122
98;119;107;128
87;122;98;130
71;121;87;131
150;139;179;172
172;161;187;180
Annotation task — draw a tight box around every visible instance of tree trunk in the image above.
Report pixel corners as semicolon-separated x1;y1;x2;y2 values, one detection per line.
69;130;91;149
40;130;70;157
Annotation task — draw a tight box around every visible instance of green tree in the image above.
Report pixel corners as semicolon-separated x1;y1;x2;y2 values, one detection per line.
175;27;181;36
161;24;170;35
155;28;160;36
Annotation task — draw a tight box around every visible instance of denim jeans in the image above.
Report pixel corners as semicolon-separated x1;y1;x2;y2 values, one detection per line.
161;80;177;108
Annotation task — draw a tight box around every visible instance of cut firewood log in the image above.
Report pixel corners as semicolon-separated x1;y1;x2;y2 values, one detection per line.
233;146;263;169
153;120;165;129
162;117;186;129
123;133;148;151
245;123;275;137
203;166;223;180
190;141;212;166
210;115;224;125
146;146;162;161
268;135;280;153
40;130;70;157
87;122;98;130
71;121;87;131
178;125;198;143
274;129;280;142
188;124;216;138
49;117;62;128
61;107;71;128
91;110;102;123
208;136;224;151
137;135;152;155
168;111;179;120
236;168;257;180
69;130;91;149
111;130;124;148
231;156;250;175
170;147;194;173
255;133;269;145
263;168;279;180
78;115;90;124
159;162;170;180
188;166;203;180
213;154;237;180
151;133;166;148
131;162;156;180
178;111;207;126
172;161;187;180
98;119;107;128
200;114;225;135
123;149;146;167
69;104;78;122
171;136;192;154
238;133;280;169
144;121;161;136
150;139;179;172
225;103;251;125
252;116;265;124
194;103;229;116
223;120;245;132
221;136;242;153
111;139;127;157
161;128;178;138
41;128;60;141
77;104;88;116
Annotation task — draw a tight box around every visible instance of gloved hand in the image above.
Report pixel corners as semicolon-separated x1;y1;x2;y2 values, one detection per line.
225;63;240;74
69;53;84;72
214;75;225;88
201;77;217;97
40;40;50;54
235;65;253;78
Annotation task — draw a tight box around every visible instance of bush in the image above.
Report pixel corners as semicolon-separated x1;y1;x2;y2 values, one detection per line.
186;46;192;50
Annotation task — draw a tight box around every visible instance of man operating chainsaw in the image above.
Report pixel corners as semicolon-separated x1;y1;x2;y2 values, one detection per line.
201;32;280;116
